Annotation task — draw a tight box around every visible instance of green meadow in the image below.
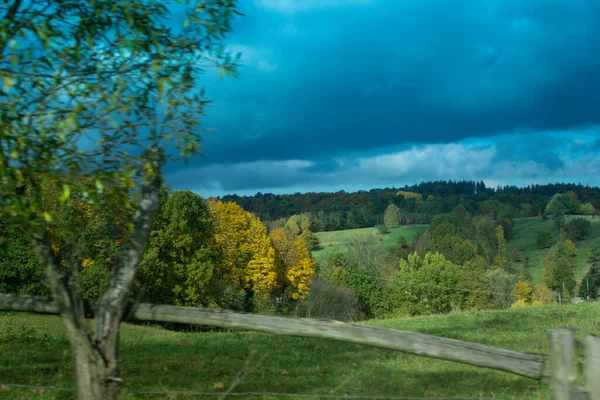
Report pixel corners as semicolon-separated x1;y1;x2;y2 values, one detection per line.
2;302;599;399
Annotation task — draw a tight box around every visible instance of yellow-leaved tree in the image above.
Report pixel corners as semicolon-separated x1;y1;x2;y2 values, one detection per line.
207;200;278;299
269;227;316;300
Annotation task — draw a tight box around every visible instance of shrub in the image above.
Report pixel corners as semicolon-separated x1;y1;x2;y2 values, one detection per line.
295;278;359;321
537;232;554;249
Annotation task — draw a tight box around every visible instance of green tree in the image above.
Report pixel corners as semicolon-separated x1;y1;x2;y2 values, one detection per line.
579;265;600;300
545;194;577;231
320;250;390;319
485;268;514;309
579;202;597;215
392;252;468;316
565;217;592;242
135;190;220;308
0;1;240;397
537;232;554;249
544;242;575;295
383;204;401;227
589;239;600;266
0;215;45;295
300;230;320;251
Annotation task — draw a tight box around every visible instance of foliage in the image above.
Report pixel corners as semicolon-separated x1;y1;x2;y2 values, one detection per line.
511;249;521;261
392;252;469;316
300;230;320;251
285;214;312;235
135;190;222;307
536;232;554;249
565;239;577;255
512;281;534;302
295;278;360;321
579;202;597;215
208;200;278;302
0;0;241;395
375;224;390;234
222;182;600;233
269;228;317;300
320;250;390;319
543;242;575;294
485;268;514;309
0;215;46;295
565;217;591;242
590;239;600;266
383;204;401;227
578;265;600;300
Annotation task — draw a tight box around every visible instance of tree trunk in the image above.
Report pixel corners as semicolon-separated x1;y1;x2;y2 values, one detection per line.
69;328;121;400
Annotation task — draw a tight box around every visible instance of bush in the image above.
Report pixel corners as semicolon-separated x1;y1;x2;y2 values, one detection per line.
320;250;390;319
511;249;521;261
579;265;600;300
375;224;389;234
537;232;554;249
295;278;359;321
565;218;591;242
0;216;46;296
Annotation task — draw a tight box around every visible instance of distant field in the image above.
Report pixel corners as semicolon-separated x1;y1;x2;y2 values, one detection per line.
506;215;600;284
312;225;429;260
1;302;599;399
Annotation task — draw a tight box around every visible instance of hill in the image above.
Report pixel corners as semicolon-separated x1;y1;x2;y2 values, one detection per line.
1;302;599;399
507;215;600;284
312;224;429;260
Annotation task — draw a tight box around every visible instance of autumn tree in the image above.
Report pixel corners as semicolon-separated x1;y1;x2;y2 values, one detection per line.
208;200;278;301
0;0;240;398
269;227;316;300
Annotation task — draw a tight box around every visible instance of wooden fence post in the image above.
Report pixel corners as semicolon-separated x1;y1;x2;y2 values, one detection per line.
548;328;579;400
585;335;600;400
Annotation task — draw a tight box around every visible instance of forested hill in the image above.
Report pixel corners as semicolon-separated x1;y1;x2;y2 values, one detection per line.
219;181;600;232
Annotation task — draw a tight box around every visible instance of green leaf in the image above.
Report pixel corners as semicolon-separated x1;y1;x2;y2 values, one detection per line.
3;76;15;92
183;18;190;28
60;185;71;203
95;180;105;194
43;212;53;222
10;150;18;160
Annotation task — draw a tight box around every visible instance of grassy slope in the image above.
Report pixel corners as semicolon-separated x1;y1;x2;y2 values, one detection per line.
1;303;599;399
312;216;600;285
312;225;429;261
506;215;600;284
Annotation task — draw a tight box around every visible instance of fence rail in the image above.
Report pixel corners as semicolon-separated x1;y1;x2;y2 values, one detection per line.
1;293;599;399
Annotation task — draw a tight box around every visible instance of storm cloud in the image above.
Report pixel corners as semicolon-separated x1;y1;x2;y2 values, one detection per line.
164;0;600;195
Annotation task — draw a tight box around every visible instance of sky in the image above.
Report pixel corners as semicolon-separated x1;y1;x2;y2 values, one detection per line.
163;0;600;197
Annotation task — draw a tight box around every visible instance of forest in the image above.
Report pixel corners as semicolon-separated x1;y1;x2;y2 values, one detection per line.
2;178;599;322
221;181;600;232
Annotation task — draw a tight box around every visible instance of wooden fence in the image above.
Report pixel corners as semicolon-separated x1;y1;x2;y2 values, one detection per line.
1;293;599;399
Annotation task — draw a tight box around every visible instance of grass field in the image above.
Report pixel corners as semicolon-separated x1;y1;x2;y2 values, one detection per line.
506;215;600;284
312;225;429;260
1;303;599;399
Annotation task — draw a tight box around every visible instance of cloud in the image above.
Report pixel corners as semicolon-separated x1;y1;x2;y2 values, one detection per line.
166;129;600;197
159;0;600;194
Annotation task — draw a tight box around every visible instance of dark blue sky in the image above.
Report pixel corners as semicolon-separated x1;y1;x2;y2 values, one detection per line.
164;0;600;196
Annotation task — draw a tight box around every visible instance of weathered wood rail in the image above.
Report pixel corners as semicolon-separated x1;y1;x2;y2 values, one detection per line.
1;293;599;399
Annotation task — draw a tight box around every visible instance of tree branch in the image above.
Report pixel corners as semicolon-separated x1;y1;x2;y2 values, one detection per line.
93;147;164;344
28;228;94;356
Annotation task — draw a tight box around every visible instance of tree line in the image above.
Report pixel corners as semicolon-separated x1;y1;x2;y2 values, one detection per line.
220;181;600;232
